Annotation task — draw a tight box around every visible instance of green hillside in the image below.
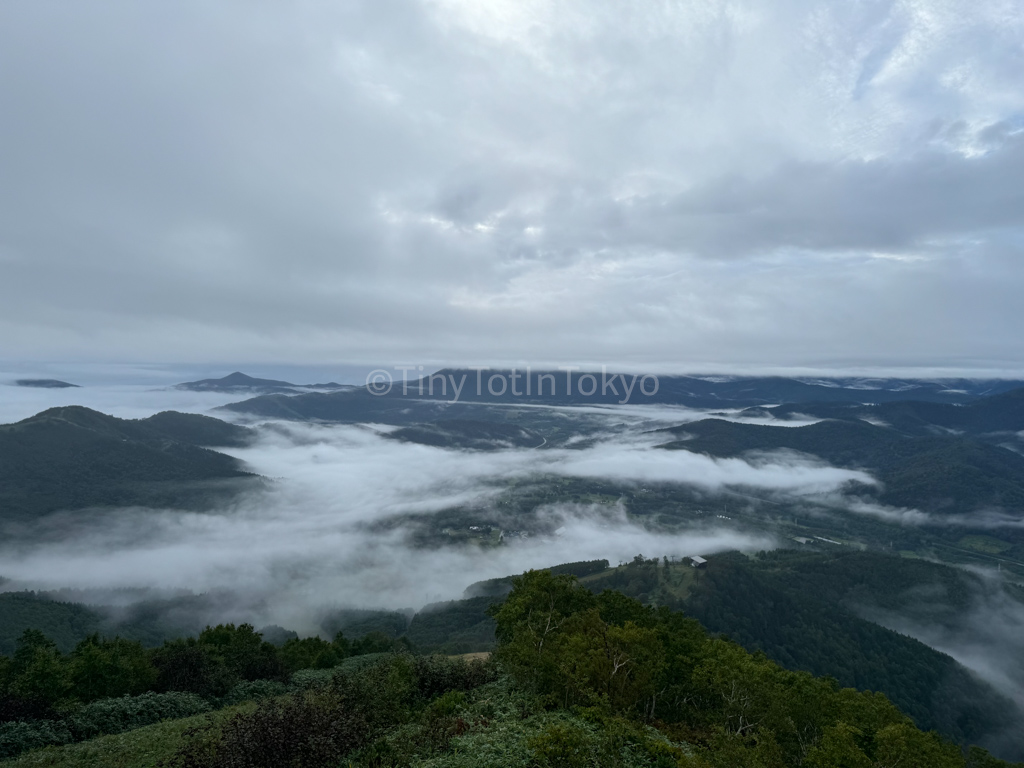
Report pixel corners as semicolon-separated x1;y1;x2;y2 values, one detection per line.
0;407;256;519
1;572;1020;767
0;595;105;656
763;387;1024;437
658;417;1024;514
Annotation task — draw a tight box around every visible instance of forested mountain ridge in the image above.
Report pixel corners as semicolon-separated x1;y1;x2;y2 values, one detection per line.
657;417;1024;513
585;551;1023;755
755;387;1024;437
175;371;350;394
381;551;1024;757
6;553;1015;759
218;372;1024;422
0;407;256;519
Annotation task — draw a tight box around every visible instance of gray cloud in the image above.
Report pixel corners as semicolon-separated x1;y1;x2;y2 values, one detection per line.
1;1;1023;370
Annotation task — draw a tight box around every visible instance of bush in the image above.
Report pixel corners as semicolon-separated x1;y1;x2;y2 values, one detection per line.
0;719;72;759
289;652;393;691
414;655;494;700
220;679;288;706
168;689;367;768
289;667;339;692
68;690;210;740
0;695;58;725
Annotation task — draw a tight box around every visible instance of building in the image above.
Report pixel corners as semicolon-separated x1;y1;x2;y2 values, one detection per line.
689;555;707;568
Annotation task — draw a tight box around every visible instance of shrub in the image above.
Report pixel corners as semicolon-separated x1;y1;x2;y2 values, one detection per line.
414;655;494;701
0;695;58;725
0;719;72;759
68;690;210;740
289;667;339;692
220;679;288;706
168;689;367;768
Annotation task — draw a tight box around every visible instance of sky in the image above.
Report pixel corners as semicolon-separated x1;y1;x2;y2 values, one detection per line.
1;0;1023;373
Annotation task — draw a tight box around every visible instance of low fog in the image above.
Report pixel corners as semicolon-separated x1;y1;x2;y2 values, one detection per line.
0;416;883;632
855;568;1024;755
0;372;242;424
4;391;1024;740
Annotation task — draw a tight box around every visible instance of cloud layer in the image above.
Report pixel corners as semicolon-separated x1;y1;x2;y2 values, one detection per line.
0;418;874;628
1;1;1023;370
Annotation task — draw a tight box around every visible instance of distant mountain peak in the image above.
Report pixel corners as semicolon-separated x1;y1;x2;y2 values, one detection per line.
175;372;297;393
176;372;349;394
220;372;267;383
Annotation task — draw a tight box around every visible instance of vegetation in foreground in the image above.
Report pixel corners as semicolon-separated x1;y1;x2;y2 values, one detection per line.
2;570;1020;768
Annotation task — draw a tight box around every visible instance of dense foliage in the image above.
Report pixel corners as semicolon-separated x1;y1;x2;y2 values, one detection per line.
1;571;1020;767
0;623;406;759
485;570;1015;767
151;572;1019;767
579;551;1023;755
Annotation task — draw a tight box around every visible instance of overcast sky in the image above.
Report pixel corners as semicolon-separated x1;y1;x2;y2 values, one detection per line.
2;0;1023;374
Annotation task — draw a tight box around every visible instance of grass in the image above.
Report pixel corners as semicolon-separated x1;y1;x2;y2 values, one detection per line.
0;703;254;768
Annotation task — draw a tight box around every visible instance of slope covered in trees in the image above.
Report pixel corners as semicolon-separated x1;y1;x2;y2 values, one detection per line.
2;571;1019;767
604;552;1021;755
657;417;1024;513
0;407;256;519
759;387;1024;437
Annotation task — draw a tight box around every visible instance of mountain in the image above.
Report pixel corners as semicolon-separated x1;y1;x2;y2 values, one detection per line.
337;551;1024;756
2;554;1021;761
12;379;79;388
759;386;1024;437
175;371;350;395
218;370;1024;422
582;551;1024;756
0;406;257;519
657;416;1024;514
0;592;105;656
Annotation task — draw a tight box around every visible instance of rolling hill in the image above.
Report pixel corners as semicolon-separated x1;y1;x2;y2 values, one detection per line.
658;417;1024;514
0;407;257;519
218;371;1024;422
759;386;1024;437
176;372;349;394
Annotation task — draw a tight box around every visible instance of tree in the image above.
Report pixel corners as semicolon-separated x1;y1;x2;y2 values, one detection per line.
9;629;69;705
280;636;345;674
151;638;232;698
69;635;156;701
488;569;596;696
196;624;284;682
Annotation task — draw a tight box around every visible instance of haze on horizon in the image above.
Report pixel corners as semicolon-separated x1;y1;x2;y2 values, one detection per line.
1;1;1023;373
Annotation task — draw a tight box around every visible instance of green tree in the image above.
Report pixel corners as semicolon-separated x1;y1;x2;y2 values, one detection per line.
196;624;284;682
69;635;156;701
151;638;232;698
804;722;872;768
9;629;69;705
279;636;345;674
488;569;596;697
